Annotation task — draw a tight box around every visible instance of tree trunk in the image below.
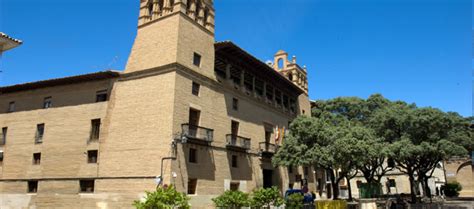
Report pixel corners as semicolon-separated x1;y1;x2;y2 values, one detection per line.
408;173;417;203
328;168;339;200
347;177;353;201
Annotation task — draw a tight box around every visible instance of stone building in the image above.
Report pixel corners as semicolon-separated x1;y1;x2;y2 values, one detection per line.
0;0;315;208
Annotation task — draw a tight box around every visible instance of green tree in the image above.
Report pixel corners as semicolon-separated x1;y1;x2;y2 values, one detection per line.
212;190;250;209
250;187;284;208
133;185;190;209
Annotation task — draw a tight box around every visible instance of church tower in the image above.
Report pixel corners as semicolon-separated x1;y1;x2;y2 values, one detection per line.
125;0;215;78
273;50;308;94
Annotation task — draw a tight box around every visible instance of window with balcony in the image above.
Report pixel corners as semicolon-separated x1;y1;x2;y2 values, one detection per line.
192;82;200;96
33;153;41;165
189;148;197;163
231;121;239;136
88;150;98;164
8;101;15;112
96;90;108;102
43;97;52;109
80;180;95;193
231;155;238;168
1;127;7;145
28;181;38;193
90;119;101;142
187;178;197;194
35;124;45;144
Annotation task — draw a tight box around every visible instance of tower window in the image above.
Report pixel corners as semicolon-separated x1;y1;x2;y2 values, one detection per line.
0;151;4;163
231;155;238;168
232;98;239;111
193;53;202;67
43;97;52;109
189;148;197;163
192;82;200;96
288;73;293;81
35;124;45;144
277;58;284;70
96;90;108;102
80;180;95;193
33;153;41;165
8;101;15;112
28;181;38;193
1;127;7;145
87;150;98;164
148;2;153;16
90;119;101;142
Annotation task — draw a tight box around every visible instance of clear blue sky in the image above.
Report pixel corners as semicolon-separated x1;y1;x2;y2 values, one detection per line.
1;0;472;116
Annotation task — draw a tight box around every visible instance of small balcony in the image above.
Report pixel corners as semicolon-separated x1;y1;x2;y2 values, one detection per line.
181;124;214;146
259;142;277;158
226;134;251;152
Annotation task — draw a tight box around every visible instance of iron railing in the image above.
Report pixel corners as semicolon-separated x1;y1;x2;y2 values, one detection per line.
181;124;214;143
259;142;277;153
226;134;251;150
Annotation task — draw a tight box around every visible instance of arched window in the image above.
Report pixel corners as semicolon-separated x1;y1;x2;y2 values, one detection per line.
186;0;193;12
288;73;293;81
195;0;202;20
148;0;154;16
277;58;284;70
170;0;175;11
203;7;209;24
159;0;164;11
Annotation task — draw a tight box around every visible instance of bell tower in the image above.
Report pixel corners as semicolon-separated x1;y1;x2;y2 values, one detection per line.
273;50;308;94
125;0;215;78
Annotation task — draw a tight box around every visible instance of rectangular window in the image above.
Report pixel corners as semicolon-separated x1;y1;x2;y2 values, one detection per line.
8;101;15;112
231;155;238;168
230;67;241;85
243;72;253;91
254;79;264;96
96;90;108;102
232;98;239;111
192;82;200;96
189;109;200;127
304;166;309;176
28;181;38;193
33;153;41;165
265;85;274;101
35;124;45;144
87;150;98;164
90;119;101;141
0;151;4;163
275;90;282;105
189;148;197;163
230;182;240;191
187;178;197;194
193;53;202;67
80;180;95;193
43;97;52;109
1;127;7;145
283;95;289;109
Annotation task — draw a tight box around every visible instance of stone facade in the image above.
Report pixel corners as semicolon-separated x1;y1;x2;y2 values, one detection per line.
0;0;314;208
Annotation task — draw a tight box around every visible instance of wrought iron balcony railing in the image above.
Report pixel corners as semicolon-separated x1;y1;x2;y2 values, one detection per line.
181;124;214;144
226;134;251;151
259;142;277;153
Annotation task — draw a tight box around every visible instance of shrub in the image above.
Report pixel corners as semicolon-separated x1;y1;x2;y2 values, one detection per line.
250;187;285;208
286;193;304;209
133;185;190;209
444;181;463;197
212;190;250;208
